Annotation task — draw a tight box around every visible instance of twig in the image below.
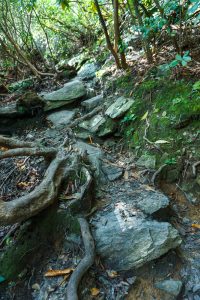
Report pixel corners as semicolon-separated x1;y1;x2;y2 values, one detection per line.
0;223;19;247
143;119;163;153
66;217;95;300
151;164;167;186
192;161;200;177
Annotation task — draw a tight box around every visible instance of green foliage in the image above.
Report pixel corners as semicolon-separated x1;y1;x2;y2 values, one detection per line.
193;81;200;91
121;113;137;123
164;158;177;165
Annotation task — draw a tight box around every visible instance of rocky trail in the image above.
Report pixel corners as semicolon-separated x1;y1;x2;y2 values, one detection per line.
0;62;200;300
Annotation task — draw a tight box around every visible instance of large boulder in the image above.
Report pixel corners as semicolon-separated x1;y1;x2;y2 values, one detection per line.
77;62;98;80
91;182;182;271
42;79;86;111
105;96;134;119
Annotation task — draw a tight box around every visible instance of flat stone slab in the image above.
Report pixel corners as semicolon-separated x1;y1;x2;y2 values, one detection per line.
105;96;134;119
47;110;76;126
42;79;86;110
81;95;104;111
79;114;106;133
0;104;24;118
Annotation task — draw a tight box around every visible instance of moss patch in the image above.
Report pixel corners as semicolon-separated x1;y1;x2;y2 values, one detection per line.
120;76;200;165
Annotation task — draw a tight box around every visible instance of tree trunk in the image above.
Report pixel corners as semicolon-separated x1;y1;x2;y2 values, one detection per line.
94;0;121;69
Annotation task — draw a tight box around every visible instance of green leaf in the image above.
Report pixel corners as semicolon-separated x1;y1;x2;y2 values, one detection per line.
181;60;187;66
0;276;5;283
141;111;148;120
193;81;200;90
175;54;182;61
183;56;192;62
170;60;179;67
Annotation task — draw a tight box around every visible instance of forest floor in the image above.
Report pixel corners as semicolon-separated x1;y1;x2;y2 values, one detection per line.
0;51;200;300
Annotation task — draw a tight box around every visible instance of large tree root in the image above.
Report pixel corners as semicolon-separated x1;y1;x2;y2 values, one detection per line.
0;136;96;299
0;136;80;225
66;217;95;300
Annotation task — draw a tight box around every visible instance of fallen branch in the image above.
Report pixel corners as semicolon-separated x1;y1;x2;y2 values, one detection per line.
66;217;95;300
0;147;57;160
0;136;35;149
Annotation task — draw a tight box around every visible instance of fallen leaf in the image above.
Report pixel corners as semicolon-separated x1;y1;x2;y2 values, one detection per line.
89;135;93;144
107;270;118;278
141;111;148;120
124;170;129;180
17;182;31;188
90;287;100;296
0;146;9;152
192;224;200;229
44;268;74;277
154;140;170;144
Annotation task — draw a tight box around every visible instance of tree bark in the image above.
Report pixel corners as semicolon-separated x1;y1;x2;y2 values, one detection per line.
94;0;121;69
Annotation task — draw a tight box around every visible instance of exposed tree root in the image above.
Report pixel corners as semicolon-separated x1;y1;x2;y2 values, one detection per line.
0;136;96;300
0;136;35;149
66;217;95;300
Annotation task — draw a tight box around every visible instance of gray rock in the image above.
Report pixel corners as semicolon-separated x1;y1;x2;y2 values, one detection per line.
98;118;117;137
105;96;134;119
79;114;106;133
77;62;98;80
68;53;89;69
0;103;24;118
155;280;182;297
81;95;104;111
47;110;76;126
134;189;169;215
75;131;91;140
42;79;86;110
91;198;181;271
102;163;123;181
136;154;156;169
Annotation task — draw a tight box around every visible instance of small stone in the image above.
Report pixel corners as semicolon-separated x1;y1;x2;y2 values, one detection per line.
32;283;40;291
26;133;34;140
154;279;182;297
126;277;137;285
